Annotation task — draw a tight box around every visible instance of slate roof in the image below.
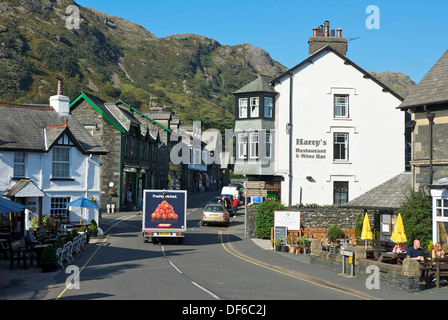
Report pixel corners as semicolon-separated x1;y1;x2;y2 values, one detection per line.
0;103;107;155
234;75;278;94
344;172;412;210
398;49;448;109
270;45;404;101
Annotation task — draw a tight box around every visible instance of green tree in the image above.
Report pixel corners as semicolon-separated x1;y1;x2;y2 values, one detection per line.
399;188;432;250
254;201;285;239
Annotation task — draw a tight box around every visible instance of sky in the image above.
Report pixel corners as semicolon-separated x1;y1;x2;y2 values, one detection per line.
76;0;448;84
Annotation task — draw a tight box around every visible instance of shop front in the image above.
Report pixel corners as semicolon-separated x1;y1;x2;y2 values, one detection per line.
430;178;448;245
123;166;149;210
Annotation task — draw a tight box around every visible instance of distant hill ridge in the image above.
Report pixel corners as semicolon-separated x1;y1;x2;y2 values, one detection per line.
0;0;415;127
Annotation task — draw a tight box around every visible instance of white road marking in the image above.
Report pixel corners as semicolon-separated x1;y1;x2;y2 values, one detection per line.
191;281;221;300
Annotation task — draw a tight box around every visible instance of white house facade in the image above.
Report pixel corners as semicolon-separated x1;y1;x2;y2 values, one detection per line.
0;80;107;234
234;21;405;206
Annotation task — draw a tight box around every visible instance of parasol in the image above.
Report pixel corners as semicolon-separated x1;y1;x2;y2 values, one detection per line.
66;197;98;224
390;213;407;252
361;212;373;249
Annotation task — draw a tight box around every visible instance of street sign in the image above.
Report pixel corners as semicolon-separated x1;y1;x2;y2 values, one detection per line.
243;181;265;189
243;189;267;197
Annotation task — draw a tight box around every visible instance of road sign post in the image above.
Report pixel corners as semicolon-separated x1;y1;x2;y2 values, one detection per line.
243;182;266;237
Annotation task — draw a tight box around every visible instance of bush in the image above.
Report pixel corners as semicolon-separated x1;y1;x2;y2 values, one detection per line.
254;201;285;239
327;225;345;243
399;188;432;250
41;245;57;263
354;212;364;241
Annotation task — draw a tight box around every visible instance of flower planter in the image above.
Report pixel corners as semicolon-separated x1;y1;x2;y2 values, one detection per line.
274;244;281;251
281;245;289;252
289;246;296;254
41;261;58;273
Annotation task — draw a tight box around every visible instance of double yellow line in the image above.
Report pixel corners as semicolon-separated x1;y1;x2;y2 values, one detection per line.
218;231;374;300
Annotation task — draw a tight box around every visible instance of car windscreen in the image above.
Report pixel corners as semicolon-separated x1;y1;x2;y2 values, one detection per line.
204;205;224;212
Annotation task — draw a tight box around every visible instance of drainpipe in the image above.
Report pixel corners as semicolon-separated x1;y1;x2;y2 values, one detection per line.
426;107;435;185
288;73;294;207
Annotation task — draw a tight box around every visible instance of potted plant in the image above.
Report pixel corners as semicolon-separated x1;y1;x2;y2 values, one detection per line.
89;219;98;237
41;245;58;273
273;238;282;251
327;225;345;244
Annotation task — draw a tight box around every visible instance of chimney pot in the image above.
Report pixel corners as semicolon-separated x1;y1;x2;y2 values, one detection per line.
312;27;318;37
57;76;64;95
336;27;342;38
324;20;330;37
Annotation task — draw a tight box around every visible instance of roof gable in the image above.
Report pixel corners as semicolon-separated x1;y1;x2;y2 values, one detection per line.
271;46;403;101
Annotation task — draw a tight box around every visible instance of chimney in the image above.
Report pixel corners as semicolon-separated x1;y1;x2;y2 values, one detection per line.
49;76;70;116
308;20;348;56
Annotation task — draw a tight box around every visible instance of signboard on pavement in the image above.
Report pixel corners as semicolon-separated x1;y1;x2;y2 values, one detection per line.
274;226;288;245
274;210;301;230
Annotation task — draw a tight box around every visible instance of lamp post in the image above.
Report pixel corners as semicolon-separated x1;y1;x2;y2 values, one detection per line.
427;111;435;185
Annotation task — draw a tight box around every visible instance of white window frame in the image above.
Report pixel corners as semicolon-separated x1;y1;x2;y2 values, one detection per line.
333;133;349;161
239;98;248;118
52;147;71;178
238;133;248;160
51;197;70;217
264;97;273;118
250;97;259;117
14;152;26;178
334;95;349;118
249;133;259;159
265;133;272;159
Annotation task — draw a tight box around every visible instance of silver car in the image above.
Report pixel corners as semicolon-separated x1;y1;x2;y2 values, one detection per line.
201;202;229;227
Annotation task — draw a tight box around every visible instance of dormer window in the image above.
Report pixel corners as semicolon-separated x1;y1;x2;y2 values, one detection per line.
250;97;259;117
239;98;248;118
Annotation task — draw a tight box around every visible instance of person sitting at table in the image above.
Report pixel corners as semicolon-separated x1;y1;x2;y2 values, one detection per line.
407;239;424;262
392;243;407;253
432;242;445;259
27;228;41;246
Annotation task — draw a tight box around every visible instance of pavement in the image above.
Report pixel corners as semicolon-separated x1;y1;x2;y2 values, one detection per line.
1;191;447;300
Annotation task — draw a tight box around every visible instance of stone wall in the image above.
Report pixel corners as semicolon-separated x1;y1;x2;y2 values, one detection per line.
310;241;421;293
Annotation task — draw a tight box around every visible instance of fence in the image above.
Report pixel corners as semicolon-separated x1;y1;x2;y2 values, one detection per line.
271;227;356;243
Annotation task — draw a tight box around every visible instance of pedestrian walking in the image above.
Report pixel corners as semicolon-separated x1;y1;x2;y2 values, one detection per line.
232;197;238;217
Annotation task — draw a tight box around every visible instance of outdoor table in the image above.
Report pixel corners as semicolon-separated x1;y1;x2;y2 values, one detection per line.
377;252;407;264
33;244;50;267
366;247;386;260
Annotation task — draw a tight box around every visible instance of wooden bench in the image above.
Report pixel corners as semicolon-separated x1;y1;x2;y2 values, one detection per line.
433;257;448;288
35;229;47;243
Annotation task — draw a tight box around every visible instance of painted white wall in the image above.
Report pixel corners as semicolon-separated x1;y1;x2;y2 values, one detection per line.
275;50;404;206
0;138;101;224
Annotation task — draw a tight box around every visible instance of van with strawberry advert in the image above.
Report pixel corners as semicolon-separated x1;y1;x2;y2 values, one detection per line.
142;190;187;244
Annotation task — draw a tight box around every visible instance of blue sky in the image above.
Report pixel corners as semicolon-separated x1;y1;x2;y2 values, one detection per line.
76;0;447;83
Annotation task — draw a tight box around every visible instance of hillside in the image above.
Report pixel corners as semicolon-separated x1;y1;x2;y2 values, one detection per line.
0;0;287;126
0;0;416;129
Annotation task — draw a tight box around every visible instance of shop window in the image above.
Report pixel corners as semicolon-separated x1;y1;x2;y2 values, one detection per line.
51;197;70;217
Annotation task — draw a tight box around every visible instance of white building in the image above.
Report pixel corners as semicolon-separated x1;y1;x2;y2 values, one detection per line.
0;79;107;234
234;21;405;206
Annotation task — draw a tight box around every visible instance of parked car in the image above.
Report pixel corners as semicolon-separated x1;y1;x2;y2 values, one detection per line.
201;202;229;227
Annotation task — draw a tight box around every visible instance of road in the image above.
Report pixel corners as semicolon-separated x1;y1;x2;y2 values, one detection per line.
42;192;368;301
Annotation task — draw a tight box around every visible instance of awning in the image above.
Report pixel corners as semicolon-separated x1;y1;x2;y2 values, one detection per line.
3;179;45;198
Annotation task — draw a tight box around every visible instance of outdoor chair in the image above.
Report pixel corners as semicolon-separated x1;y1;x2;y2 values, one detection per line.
72;236;81;256
9;241;33;270
63;241;74;264
56;247;65;269
79;232;87;251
